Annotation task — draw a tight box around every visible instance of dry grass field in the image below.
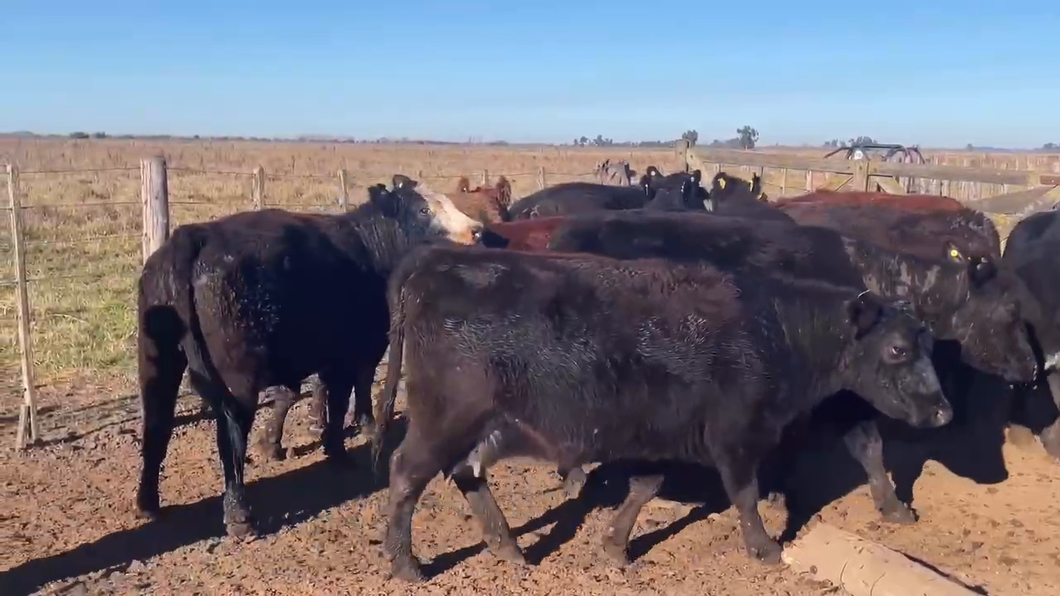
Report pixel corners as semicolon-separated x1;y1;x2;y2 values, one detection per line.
2;138;1060;595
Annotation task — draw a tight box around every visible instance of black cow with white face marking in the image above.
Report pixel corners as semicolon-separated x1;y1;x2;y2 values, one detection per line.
135;177;483;538
373;243;951;581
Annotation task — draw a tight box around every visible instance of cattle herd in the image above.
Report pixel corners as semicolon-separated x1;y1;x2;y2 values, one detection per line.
132;161;1060;583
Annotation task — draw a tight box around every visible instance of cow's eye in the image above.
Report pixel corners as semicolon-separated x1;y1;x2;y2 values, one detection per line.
890;345;907;358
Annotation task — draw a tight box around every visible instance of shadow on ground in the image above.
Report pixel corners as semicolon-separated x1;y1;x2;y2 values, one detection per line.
0;418;406;596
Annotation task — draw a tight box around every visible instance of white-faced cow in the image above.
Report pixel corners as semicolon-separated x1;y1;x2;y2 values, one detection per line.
135;177;483;538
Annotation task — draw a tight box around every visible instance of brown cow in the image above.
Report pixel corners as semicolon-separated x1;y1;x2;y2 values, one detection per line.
480;216;569;251
777;190;966;213
449;175;513;224
775;201;1002;262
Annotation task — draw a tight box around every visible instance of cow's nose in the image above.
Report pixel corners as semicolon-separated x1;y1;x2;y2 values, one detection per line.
471;227;484;243
932;404;953;428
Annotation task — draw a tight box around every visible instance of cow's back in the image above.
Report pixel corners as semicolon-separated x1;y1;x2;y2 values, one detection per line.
778;190;966;213
776;202;1001;261
507;182;648;219
180;209;390;382
546;211;864;288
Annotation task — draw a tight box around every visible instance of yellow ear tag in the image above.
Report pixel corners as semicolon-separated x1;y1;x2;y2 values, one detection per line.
748;179;755;190
718;178;726;189
949;248;961;259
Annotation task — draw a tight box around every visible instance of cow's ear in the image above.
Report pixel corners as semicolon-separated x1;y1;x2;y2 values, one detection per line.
682;178;696;199
847;290;884;338
691;169;702;185
646;165;661;177
968;255;997;287
944;241;964;263
369;184;399;215
392;174;417;190
714;173;728;190
456;176;471;193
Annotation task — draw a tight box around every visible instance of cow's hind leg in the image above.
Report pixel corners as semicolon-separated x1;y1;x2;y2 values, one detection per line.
450;460;525;564
843;420;915;524
600;472;664;566
135;328;188;519
189;371;258;538
255;384;299;462
716;450;779;564
385;416;490;582
1041;374;1060;460
307;377;327;438
351;363;377;432
320;371;354;466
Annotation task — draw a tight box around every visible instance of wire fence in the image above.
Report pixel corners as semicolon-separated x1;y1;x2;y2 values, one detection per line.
0;159;601;449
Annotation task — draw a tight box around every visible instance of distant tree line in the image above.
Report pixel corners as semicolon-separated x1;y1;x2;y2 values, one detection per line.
823;136;877;148
0;130;1042;153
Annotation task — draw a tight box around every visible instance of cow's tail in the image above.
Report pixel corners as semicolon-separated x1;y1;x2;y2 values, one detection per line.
370;273;411;476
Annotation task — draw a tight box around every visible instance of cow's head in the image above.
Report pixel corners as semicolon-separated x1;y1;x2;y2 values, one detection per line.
374;176;483;245
646;171;710;212
840;291;952;429
940;248;1038;383
710;172;766;204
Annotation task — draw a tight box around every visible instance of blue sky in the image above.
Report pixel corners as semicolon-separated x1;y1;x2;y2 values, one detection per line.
2;1;1057;147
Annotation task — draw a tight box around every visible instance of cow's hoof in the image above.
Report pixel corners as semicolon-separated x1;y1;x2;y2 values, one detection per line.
390;560;425;583
600;539;630;567
225;519;257;539
135;506;160;522
880;503;917;525
562;468;588;499
135;494;160;520
491;542;527;565
750;542;783;565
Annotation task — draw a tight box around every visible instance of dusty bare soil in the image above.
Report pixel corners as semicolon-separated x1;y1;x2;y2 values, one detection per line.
2;367;1060;596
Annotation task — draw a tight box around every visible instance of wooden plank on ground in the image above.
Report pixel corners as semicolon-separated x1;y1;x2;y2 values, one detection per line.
781;523;979;596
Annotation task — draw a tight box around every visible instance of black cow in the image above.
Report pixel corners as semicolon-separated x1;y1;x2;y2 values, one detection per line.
454;211;1038;520
374;243;951;581
648;172;792;221
501;165;694;220
1003;209;1060;457
134;177;483;538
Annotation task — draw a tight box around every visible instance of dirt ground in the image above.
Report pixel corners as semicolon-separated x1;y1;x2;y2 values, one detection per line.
2;366;1060;596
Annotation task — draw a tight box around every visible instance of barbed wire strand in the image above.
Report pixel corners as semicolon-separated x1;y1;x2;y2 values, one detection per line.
18;201;141;210
0;270;128;287
25;233;140;248
17;166;140;175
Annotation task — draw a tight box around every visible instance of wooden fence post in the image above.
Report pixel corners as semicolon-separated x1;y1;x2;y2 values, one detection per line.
141;156;170;265
780;168;789;197
252;166;265;209
675;139;691;172
852;159;871;191
537;166;547;190
7;164;39;450
481;169;489;186
337;168;349;211
805;170;814;192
